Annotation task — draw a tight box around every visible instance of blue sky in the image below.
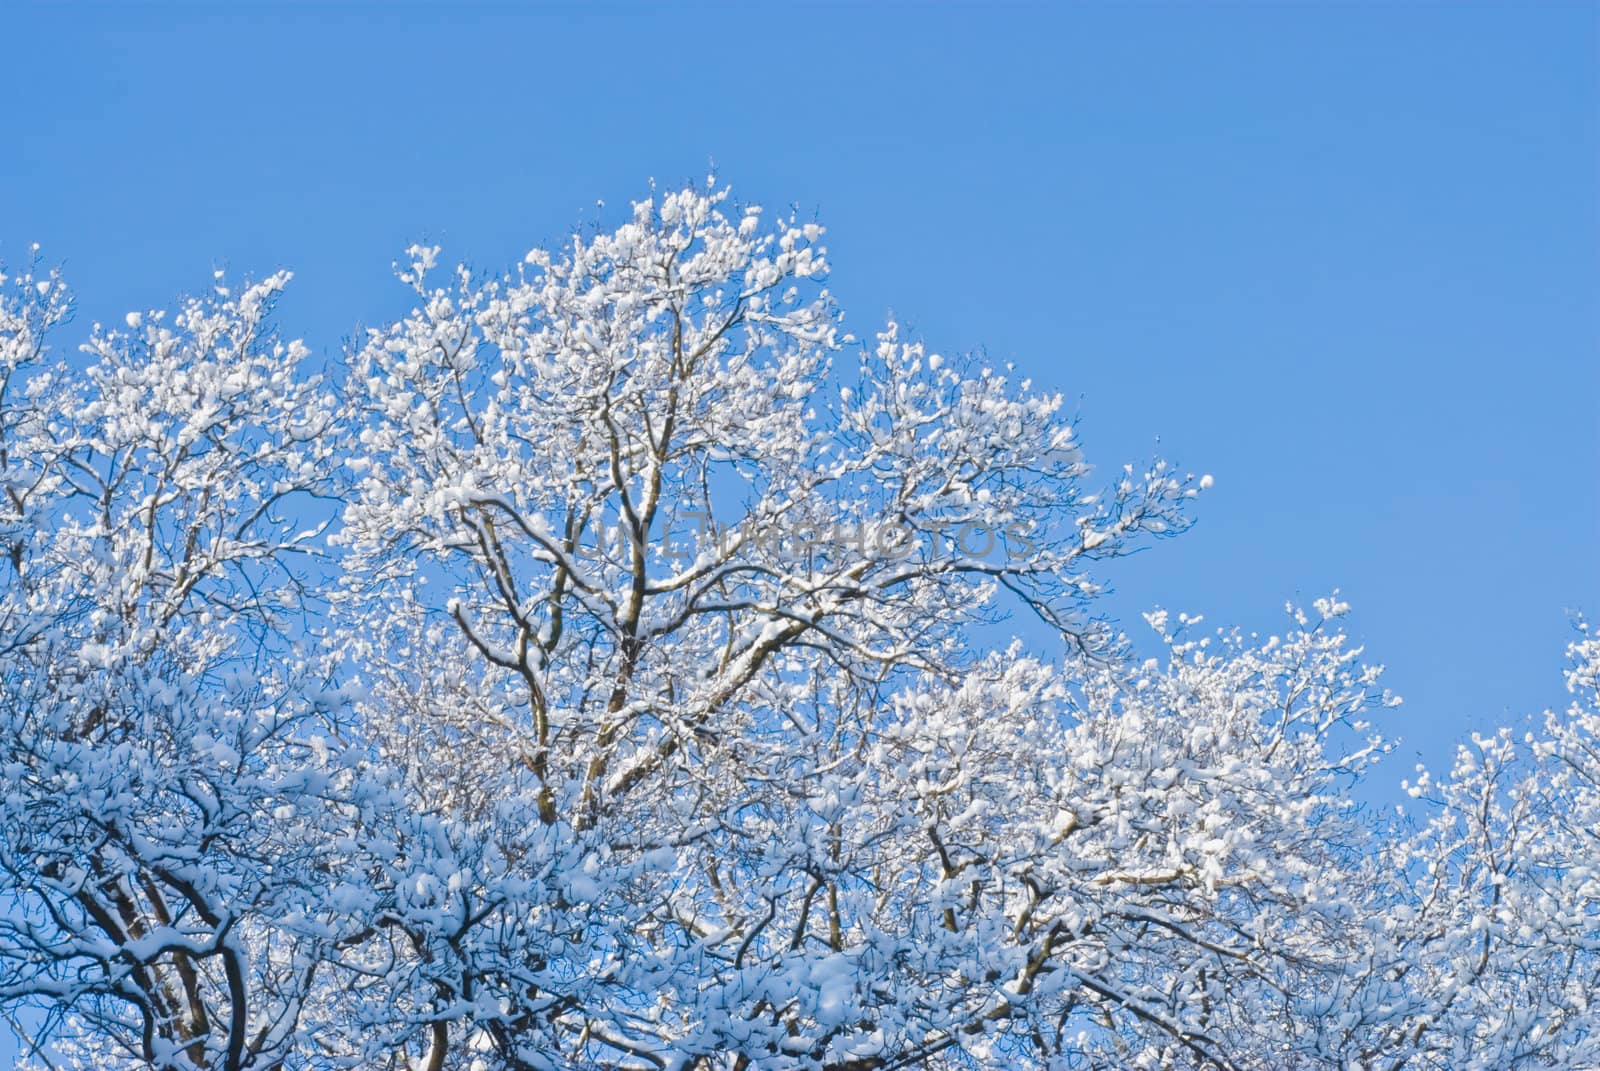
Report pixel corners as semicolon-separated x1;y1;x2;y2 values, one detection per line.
2;1;1595;789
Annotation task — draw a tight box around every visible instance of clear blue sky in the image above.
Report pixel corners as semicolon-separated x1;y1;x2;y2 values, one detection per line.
2;2;1595;788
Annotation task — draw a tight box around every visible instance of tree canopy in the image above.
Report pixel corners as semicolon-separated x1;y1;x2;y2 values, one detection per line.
1;183;1595;1071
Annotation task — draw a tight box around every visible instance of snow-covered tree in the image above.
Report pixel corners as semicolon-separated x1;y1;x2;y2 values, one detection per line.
0;263;373;1070
0;181;1593;1070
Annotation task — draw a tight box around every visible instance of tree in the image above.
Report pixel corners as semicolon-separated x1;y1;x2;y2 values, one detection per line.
0;181;1593;1070
0;264;363;1070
